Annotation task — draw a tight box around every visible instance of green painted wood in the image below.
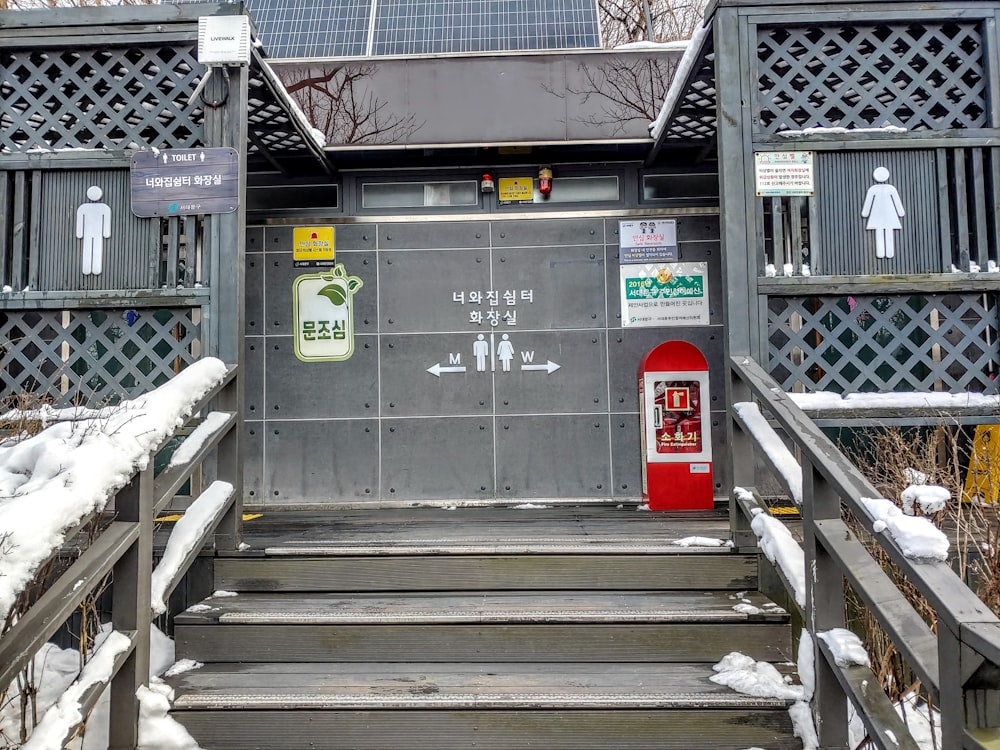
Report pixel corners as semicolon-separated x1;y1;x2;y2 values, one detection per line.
172;708;800;750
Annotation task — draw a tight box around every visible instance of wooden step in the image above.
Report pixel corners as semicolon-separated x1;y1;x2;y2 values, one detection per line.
168;663;800;750
214;553;757;592
173;590;791;663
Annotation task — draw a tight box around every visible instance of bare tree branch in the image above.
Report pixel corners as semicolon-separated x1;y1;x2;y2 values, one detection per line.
279;64;423;146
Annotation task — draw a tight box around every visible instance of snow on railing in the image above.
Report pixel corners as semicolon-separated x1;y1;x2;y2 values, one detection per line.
0;358;230;621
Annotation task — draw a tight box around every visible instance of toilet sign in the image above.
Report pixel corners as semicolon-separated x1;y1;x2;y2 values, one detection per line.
293;264;363;362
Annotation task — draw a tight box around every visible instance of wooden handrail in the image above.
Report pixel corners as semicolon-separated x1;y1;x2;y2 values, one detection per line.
729;355;1000;749
0;362;241;747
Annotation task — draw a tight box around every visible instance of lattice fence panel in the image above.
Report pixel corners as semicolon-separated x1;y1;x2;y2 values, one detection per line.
769;294;999;394
661;37;716;141
756;22;987;133
0;46;205;152
0;308;201;406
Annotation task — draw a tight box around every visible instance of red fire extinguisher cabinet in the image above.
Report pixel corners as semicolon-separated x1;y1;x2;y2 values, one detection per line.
638;340;714;510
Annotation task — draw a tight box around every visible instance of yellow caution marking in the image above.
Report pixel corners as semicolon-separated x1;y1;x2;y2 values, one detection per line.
155;512;263;523
767;506;800;516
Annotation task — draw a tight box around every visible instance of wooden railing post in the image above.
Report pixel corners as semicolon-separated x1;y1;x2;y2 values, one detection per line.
108;465;153;749
940;619;1000;747
729;367;757;551
803;458;848;748
213;371;243;552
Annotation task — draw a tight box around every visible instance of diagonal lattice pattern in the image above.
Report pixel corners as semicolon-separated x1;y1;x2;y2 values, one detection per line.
661;38;716;141
0;46;204;151
756;22;986;133
769;294;999;394
0;308;201;407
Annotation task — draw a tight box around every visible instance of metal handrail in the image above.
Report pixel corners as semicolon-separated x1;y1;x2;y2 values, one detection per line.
729;354;1000;750
0;363;241;748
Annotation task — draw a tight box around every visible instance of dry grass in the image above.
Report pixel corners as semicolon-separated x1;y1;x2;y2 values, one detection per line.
840;423;1000;748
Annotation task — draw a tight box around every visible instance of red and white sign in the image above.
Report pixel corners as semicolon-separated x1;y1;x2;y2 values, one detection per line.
638;341;713;510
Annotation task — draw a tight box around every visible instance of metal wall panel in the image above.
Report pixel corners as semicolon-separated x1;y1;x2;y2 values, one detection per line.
493;245;607;329
815;151;940;275
381;417;495;501
380;250;493;333
381;333;495;417
265;419;380;504
267;336;379;419
248;205;724;505
496;415;612;498
37;169;160;291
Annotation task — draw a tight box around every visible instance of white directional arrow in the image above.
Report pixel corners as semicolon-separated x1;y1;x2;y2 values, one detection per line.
520;360;561;374
427;363;467;377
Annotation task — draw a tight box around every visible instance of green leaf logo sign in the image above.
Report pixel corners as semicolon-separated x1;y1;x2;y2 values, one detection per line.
318;284;347;306
293;263;365;363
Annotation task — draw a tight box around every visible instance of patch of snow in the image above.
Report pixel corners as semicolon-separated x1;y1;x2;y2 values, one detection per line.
783;263;794;277
765;263;777;277
900;485;949;516
151;481;234;615
801;264;811;277
788;699;819;749
137;678;202;749
513;503;549;509
797;630;815;700
211;590;238;598
749;508;806;607
904;468;927;485
615;40;689;51
185;603;213;613
848;692;941;749
167;412;232;468
817;628;870;667
861;497;949;562
162;659;203;678
733;403;802;505
672;536;731;547
3;625;194;749
0;358;230;622
789;390;999;411
710;652;805;700
20;631;131;750
777;125;908;137
732;602;764;615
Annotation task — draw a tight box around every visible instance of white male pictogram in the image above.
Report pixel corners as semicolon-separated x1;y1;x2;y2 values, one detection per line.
76;186;112;275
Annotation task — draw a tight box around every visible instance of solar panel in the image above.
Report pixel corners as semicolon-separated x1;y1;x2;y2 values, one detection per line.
248;0;372;58
371;0;601;56
206;0;600;59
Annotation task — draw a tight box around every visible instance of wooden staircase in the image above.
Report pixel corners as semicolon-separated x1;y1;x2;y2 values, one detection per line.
166;506;801;749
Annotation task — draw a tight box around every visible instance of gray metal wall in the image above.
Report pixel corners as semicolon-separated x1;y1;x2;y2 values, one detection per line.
245;209;724;506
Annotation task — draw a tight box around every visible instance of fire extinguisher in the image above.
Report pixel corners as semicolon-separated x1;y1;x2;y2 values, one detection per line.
538;166;553;197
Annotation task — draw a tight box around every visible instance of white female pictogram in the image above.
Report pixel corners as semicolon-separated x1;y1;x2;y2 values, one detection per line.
497;333;515;372
76;185;112;275
861;167;905;259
